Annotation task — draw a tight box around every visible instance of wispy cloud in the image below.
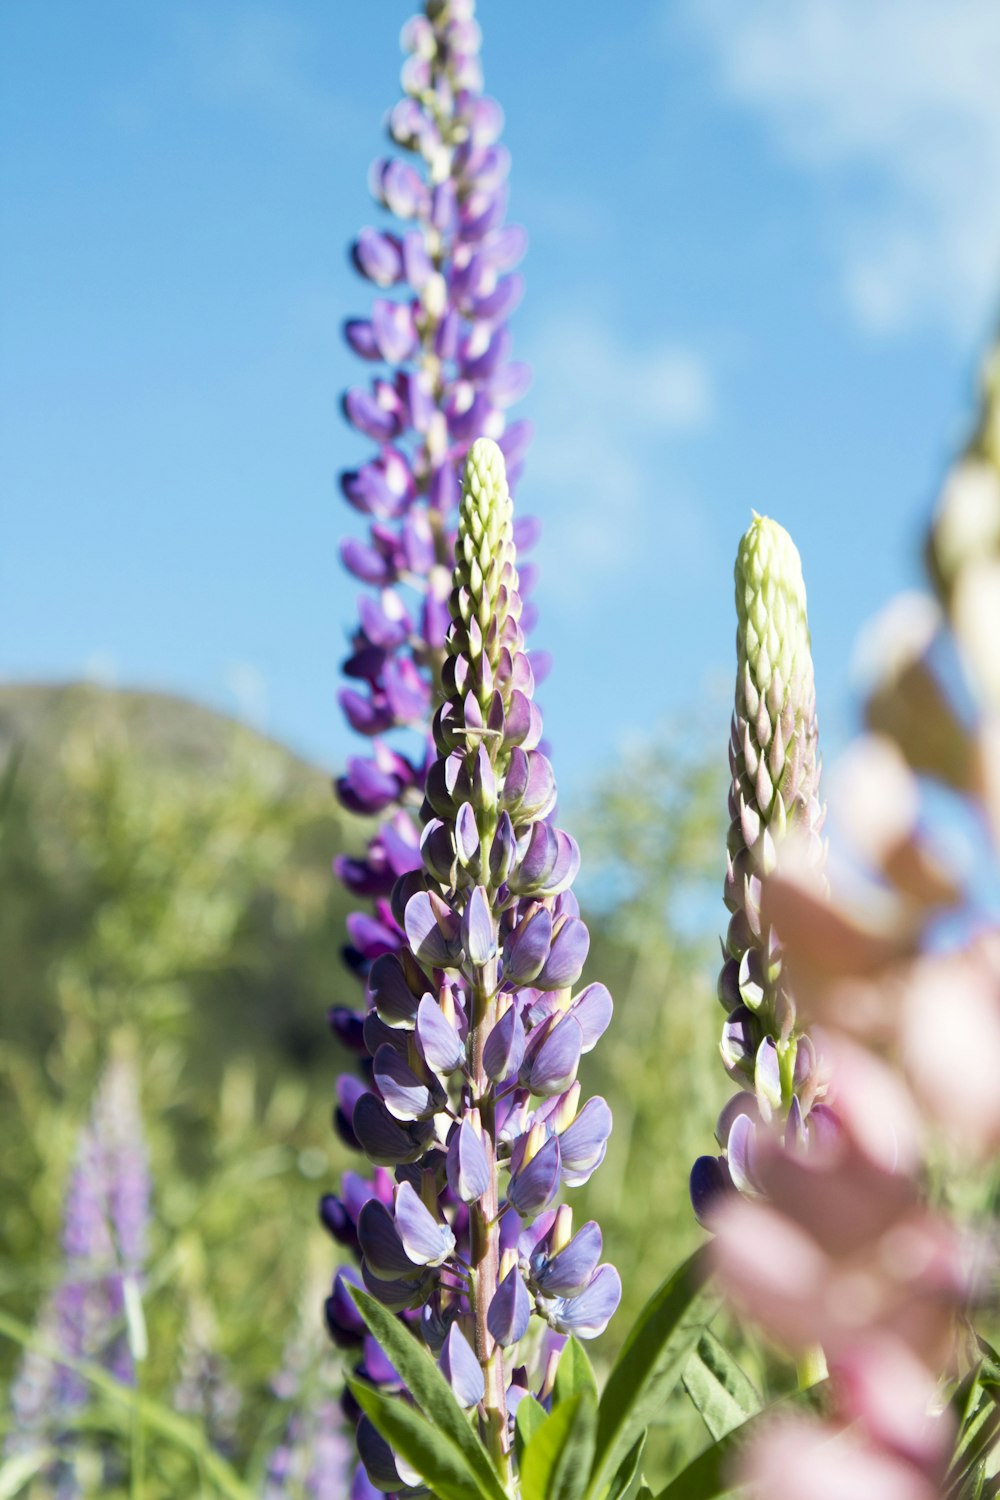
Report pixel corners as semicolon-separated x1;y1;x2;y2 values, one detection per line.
523;311;715;596
679;0;1000;339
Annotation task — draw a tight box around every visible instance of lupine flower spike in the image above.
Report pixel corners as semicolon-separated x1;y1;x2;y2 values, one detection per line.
340;439;618;1490
5;1055;150;1487
324;3;536;1485
691;514;829;1223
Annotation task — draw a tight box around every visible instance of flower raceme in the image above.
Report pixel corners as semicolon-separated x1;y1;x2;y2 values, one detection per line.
329;439;619;1489
690;514;830;1223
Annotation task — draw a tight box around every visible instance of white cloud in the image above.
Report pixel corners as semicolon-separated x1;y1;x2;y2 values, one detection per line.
523;312;715;592
681;0;1000;337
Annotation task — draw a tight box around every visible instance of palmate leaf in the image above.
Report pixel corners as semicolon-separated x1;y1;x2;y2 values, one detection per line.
682;1330;761;1440
584;1249;713;1500
348;1285;508;1500
520;1391;597;1500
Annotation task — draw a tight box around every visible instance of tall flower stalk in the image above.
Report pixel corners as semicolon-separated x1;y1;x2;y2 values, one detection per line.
324;1;536;1483
343;440;618;1492
691;514;829;1221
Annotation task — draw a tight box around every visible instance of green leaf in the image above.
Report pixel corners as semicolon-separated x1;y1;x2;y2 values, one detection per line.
604;1433;646;1500
652;1388;824;1500
682;1330;761;1440
585;1250;713;1499
521;1391;597;1500
554;1337;599;1409
515;1394;548;1468
349;1284;507;1500
349;1379;494;1500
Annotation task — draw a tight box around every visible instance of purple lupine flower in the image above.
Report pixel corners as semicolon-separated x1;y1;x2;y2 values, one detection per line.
262;1288;359;1500
5;1055;151;1487
690;514;830;1225
343;439;618;1487
325;2;537;1484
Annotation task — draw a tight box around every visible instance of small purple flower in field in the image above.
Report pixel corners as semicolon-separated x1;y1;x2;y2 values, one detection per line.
5;1054;151;1482
691;514;829;1222
342;438;617;1485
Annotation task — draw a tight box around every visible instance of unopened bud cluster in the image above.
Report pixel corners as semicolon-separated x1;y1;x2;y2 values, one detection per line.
691;514;831;1222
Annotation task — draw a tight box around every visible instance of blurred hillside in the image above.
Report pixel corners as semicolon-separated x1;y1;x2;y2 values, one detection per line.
0;682;727;1488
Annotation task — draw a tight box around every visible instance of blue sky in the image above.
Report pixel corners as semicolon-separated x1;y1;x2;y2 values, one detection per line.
3;0;999;796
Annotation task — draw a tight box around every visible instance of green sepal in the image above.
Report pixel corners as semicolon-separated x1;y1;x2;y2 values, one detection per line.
554;1336;599;1409
520;1391;597;1500
681;1330;761;1440
348;1285;507;1500
584;1250;713;1500
348;1378;492;1500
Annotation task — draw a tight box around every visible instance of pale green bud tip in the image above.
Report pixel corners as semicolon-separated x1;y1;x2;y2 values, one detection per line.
735;513;812;691
736;513;807;624
463;438;509;515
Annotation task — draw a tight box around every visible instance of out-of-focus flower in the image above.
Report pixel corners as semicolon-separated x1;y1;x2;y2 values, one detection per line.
5;1054;151;1490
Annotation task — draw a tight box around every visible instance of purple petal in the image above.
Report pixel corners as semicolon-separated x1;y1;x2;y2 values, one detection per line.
504;907;552;985
351;227;403;287
490;811;516;885
393;1181;455;1266
754;1037;782;1122
455;801;480;866
447;1119;491;1204
404;890;454;968
525;1016;583;1098
324;1268;366;1347
533;1221;603;1297
547;1265;621;1340
416;994;465;1074
689;1155;733;1228
358;1199;423;1281
508;1135;561;1217
559;1096;612;1187
726;1111;761;1195
487;1266;530;1347
483;1004;526;1082
373;1044;440;1121
353;1093;432;1166
535;918;590;991
568;983;613;1053
372;298;417;363
439;1324;485;1408
462;885;497;967
367;952;420;1027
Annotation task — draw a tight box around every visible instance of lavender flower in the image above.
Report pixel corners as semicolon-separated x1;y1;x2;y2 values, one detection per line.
343;439;618;1487
6;1055;150;1487
690;514;829;1223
